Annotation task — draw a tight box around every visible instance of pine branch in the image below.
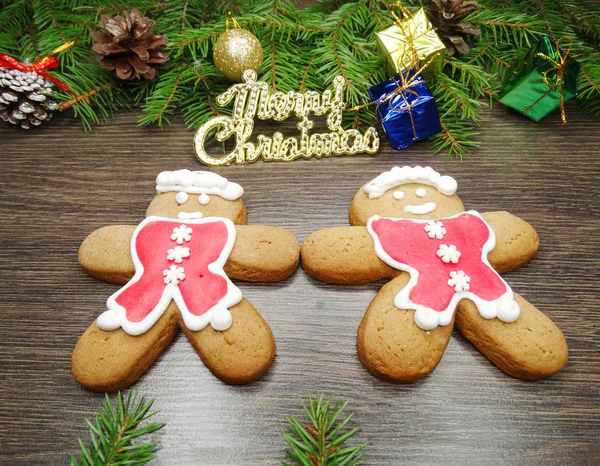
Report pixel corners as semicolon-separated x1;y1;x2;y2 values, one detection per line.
430;118;480;159
71;392;164;466
58;82;115;111
2;0;598;156
282;394;367;466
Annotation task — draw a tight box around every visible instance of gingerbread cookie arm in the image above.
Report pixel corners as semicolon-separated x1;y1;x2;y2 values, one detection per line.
182;298;275;384
80;224;299;285
301;226;396;284
71;303;180;392
456;294;568;379
225;225;300;282
79;225;136;285
481;211;540;273
357;274;454;383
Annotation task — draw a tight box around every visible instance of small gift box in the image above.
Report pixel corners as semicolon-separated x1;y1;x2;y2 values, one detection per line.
368;70;442;150
376;8;445;80
499;36;580;122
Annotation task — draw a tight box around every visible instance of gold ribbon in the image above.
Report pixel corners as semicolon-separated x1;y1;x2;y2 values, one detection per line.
225;11;241;30
348;2;440;139
522;36;573;125
349;51;441;139
386;2;425;71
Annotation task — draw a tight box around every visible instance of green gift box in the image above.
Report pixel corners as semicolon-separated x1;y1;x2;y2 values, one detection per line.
499;36;580;122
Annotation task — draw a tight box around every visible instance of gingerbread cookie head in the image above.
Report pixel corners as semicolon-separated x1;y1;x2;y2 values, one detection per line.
146;169;247;224
349;166;464;225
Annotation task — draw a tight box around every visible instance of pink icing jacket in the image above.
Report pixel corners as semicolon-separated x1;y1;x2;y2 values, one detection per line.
98;216;242;335
367;211;519;329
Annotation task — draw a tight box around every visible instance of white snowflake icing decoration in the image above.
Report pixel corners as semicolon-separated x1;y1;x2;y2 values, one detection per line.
167;246;190;263
163;265;186;286
448;270;470;292
424;220;446;239
170;225;193;244
437;244;461;264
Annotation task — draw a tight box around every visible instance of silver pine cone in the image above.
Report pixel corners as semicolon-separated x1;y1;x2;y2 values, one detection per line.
0;67;58;129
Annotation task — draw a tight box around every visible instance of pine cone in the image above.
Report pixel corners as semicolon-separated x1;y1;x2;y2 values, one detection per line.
425;0;481;56
92;9;168;80
0;68;57;129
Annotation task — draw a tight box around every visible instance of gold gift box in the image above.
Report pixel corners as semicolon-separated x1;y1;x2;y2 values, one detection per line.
376;8;445;79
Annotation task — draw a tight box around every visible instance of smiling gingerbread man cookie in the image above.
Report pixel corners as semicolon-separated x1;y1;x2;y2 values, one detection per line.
73;170;300;392
301;166;568;382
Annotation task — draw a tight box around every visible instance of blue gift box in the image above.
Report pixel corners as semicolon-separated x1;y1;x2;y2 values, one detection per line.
368;70;442;150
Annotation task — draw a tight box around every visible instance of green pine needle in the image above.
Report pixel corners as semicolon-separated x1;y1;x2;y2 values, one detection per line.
71;391;164;466
0;0;599;159
282;394;367;466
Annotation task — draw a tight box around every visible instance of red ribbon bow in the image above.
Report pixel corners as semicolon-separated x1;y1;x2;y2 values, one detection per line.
0;54;71;91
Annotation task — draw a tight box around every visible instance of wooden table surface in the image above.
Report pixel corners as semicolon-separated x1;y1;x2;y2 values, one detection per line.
0;99;599;465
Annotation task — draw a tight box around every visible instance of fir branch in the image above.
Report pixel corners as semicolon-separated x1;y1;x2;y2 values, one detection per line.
282;394;367;466
71;392;164;466
2;0;599;157
58;82;115;111
430;118;480;159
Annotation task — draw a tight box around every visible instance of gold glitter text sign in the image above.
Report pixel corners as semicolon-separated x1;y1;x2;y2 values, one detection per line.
194;70;380;165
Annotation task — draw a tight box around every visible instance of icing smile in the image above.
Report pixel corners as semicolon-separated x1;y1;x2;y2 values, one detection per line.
178;211;204;219
404;202;436;215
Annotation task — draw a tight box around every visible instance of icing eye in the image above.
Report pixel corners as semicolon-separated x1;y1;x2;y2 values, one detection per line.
393;190;405;200
175;191;189;205
416;188;427;198
198;193;210;205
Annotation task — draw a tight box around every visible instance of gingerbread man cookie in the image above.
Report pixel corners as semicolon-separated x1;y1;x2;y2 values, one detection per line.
73;170;300;392
301;166;568;382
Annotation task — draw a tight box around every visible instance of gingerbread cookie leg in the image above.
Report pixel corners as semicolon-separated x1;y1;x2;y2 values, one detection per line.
456;294;568;379
357;274;454;383
72;303;180;392
182;298;275;384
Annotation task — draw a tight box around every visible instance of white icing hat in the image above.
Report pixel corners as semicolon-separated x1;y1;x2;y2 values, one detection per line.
156;169;243;200
364;166;457;199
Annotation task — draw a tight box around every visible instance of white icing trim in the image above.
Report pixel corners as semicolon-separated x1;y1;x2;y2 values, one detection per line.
156;169;243;200
98;216;242;335
178;212;204;220
364;166;458;198
437;244;461;264
176;191;189;205
367;211;520;330
424;220;446;239
404;202;436;215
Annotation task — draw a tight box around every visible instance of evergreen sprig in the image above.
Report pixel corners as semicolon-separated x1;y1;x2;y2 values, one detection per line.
71;391;164;466
282;394;367;466
0;0;599;158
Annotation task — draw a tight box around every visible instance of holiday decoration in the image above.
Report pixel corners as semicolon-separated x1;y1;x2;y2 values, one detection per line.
71;392;163;466
367;70;442;149
499;36;580;124
213;12;264;82
92;9;168;80
194;70;380;165
72;392;363;465
73;169;300;391
301;166;568;382
1;0;599;157
376;8;445;79
0;41;74;129
283;394;367;466
425;0;481;56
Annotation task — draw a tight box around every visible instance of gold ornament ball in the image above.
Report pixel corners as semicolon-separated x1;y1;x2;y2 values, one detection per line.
213;28;264;82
